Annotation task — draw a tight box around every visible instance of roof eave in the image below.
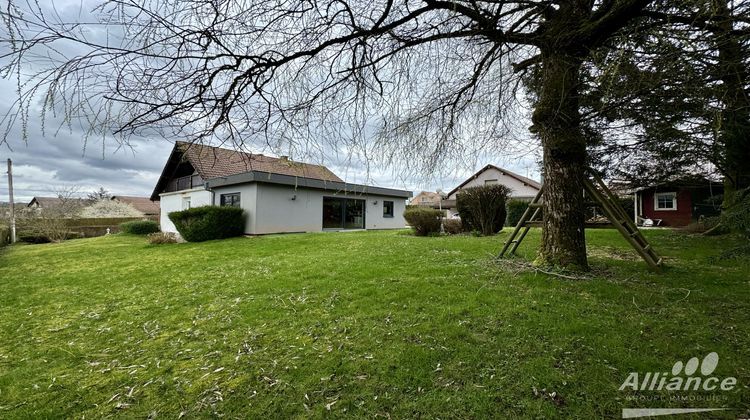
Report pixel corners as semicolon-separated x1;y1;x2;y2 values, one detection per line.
205;171;412;198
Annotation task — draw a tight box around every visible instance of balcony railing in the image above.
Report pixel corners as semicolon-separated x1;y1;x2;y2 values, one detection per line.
165;175;204;193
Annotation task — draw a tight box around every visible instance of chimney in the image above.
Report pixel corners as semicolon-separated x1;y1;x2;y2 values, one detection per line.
279;155;289;162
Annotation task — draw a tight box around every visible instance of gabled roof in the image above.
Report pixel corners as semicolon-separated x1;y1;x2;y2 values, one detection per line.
27;196;89;208
447;164;542;197
151;141;343;200
111;196;160;215
409;191;442;205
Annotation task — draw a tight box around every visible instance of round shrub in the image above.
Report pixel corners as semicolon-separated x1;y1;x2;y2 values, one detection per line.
168;205;245;242
506;199;529;227
120;220;160;235
456;185;511;235
403;207;442;236
442;219;463;235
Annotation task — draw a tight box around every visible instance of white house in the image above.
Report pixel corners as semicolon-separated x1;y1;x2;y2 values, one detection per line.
150;142;412;235
439;165;542;217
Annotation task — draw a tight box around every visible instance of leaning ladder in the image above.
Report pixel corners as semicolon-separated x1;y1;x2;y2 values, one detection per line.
499;171;663;271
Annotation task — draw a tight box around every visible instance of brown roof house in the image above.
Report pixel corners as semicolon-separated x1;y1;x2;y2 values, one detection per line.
110;196;160;216
151;142;412;234
27;196;90;217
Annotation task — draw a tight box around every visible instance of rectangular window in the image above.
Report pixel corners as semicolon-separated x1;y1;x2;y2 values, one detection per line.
220;193;241;207
654;192;677;211
383;200;394;218
181;197;191;210
322;197;365;229
485;179;498;185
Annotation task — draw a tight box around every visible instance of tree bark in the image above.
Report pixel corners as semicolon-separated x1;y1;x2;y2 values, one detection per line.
533;50;589;270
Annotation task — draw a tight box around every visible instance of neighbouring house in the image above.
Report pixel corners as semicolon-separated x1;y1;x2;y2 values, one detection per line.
150;142;412;235
633;177;723;227
26;196;90;216
409;191;442;207
110;196;160;217
439;165;542;218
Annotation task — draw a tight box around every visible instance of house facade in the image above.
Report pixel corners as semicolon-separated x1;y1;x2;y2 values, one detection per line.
439;165;542;217
409;191;442;207
110;196;160;217
634;178;723;227
151;142;411;235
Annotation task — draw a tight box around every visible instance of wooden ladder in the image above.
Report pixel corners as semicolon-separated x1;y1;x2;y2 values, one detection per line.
499;170;663;271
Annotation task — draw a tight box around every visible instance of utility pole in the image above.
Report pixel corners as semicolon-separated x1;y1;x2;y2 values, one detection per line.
7;159;15;243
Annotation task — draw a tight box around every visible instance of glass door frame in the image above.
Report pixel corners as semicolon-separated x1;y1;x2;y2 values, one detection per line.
322;196;366;230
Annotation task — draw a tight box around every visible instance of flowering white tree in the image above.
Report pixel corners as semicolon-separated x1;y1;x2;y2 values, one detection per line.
79;199;143;218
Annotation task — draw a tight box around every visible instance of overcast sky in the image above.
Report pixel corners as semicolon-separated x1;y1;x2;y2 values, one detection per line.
0;0;541;204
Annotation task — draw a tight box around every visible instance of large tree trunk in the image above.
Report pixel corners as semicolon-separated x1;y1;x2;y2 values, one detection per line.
714;0;750;208
533;51;589;270
713;0;750;208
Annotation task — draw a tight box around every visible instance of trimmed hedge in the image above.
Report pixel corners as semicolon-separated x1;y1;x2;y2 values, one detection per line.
168;205;245;242
403;207;442;236
18;233;51;244
456;185;511;235
120;220;160;235
506;199;529;227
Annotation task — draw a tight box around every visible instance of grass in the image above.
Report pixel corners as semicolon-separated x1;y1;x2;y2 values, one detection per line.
0;229;748;418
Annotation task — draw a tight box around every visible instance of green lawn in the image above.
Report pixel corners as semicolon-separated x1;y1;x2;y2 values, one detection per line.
0;229;748;418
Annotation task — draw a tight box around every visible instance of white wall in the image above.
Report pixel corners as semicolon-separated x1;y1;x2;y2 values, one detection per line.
253;184;324;234
159;183;409;235
211;184;258;234
448;167;539;200
253;184;408;234
365;195;407;229
159;188;212;233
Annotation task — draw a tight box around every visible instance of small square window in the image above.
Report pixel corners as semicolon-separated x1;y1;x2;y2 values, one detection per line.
654;192;677;211
485;179;498;185
383;200;394;218
220;193;241;208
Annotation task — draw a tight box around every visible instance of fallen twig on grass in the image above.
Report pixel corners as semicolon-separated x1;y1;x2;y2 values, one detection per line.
492;257;593;281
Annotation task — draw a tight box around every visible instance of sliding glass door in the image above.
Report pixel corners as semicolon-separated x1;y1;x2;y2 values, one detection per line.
323;197;365;229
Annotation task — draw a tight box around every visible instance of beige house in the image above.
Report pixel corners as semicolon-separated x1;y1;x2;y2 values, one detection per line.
409;191;442;207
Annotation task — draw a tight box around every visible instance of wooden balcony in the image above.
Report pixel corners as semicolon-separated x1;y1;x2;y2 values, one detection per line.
165;175;204;193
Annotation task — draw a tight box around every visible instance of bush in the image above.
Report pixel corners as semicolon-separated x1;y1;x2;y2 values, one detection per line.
442;219;463;235
168;205;245;242
403;207;442;236
506;199;529;227
120;220;160;235
456;185;511;235
148;231;177;244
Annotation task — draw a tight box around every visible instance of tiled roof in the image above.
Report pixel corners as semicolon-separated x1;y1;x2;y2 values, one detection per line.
178;142;343;182
111;196;160;215
27;197;89;208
